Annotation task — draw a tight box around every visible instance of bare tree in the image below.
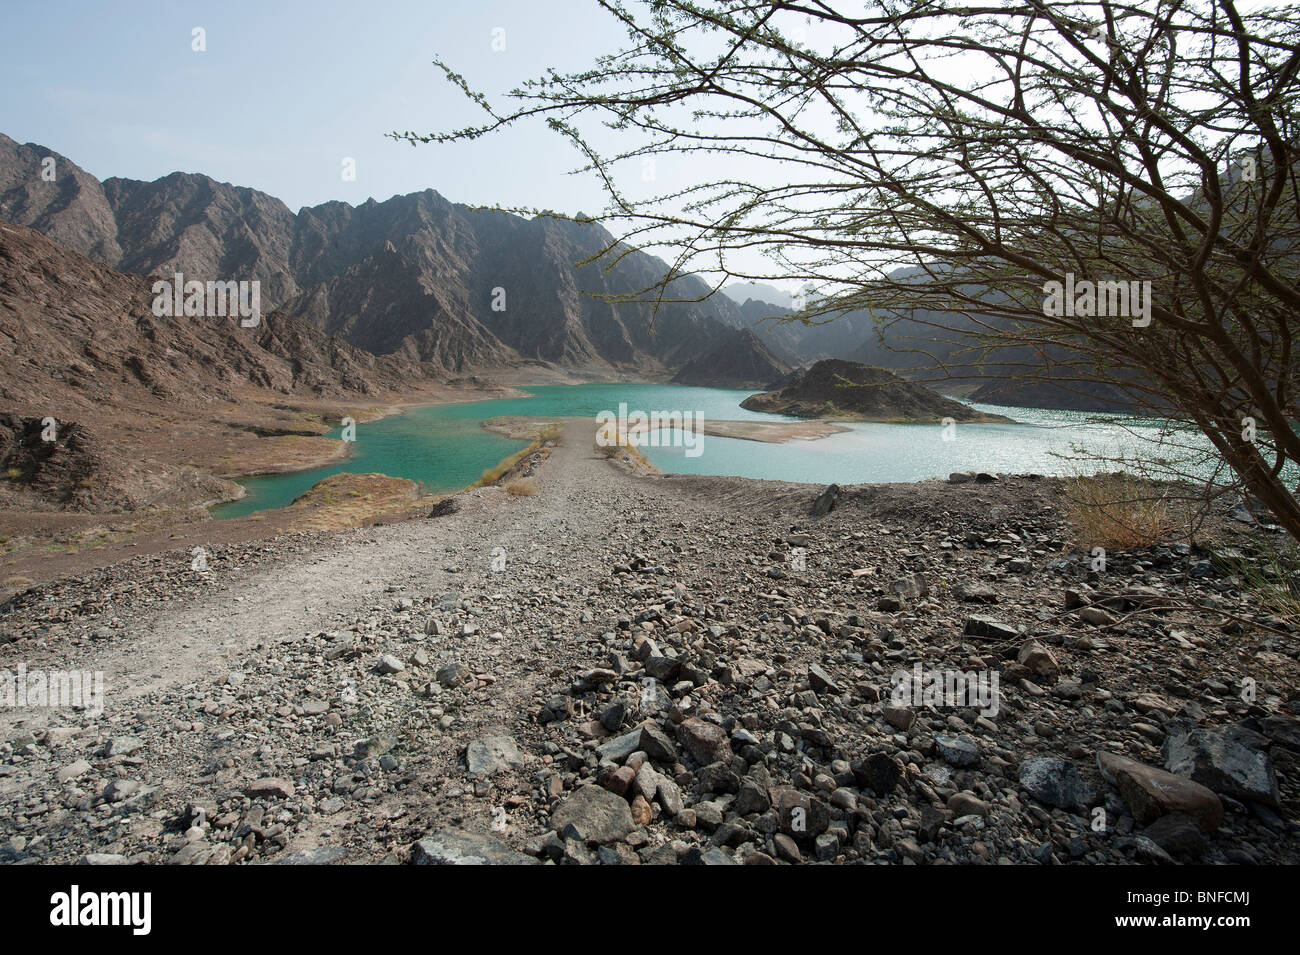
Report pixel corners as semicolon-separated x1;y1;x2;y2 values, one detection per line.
394;0;1300;540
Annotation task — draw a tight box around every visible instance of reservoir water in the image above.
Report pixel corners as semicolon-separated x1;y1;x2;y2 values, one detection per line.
212;382;1221;519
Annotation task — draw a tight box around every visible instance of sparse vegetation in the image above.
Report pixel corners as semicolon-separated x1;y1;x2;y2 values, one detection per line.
475;425;559;488
1063;473;1176;551
505;478;539;497
1212;542;1300;627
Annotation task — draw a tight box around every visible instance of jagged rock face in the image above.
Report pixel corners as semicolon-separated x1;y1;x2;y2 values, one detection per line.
103;172;301;308
740;358;1009;422
0;134;749;375
0;222;444;510
671;327;793;389
0;136;123;265
0;222;434;406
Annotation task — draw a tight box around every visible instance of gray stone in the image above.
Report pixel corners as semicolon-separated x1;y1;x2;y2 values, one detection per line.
103;736;144;758
102;779;142;803
811;484;841;516
935;734;981;767
1077;605;1117;626
638;722;676;762
243;777;295;799
1017;641;1060;682
465;735;525;776
883;706;916;731
435;662;472;688
656;776;684;816
956;582;999;603
1163;722;1280;807
596;729;643;762
643;655;681;682
891;573;929;600
734;778;772;815
274;847;349;865
413;829;537;865
1142;814;1207;862
57;759;91;783
853;752;902;796
963;616;1018;640
551;785;637;844
1019;756;1096;810
808;663;841;694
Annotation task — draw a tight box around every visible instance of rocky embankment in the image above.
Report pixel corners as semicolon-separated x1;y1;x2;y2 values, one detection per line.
0;423;1295;865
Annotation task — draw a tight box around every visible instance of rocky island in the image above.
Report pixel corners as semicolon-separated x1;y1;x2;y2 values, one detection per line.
741;359;1014;422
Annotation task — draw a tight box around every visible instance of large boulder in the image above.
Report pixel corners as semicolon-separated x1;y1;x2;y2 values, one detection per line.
1019;756;1096;810
413;830;537;865
1162;721;1280;807
551;785;637;844
1097;751;1223;830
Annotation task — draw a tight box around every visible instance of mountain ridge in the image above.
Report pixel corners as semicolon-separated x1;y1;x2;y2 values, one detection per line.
0;133;755;379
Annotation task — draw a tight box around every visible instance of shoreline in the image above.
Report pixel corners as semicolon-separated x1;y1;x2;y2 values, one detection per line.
1;379;1215;597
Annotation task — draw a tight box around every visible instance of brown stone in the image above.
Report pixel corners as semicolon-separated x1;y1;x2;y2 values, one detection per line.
677;717;732;765
604;765;636;797
1016;640;1060;682
1097;751;1223;831
630;794;654;826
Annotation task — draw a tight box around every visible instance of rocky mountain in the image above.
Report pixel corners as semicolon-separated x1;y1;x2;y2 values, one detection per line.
725;277;1143;412
720;281;794;309
670;327;793;389
740;359;1012;422
0;221;441;510
0;133;752;377
0;133;1144;408
0;222;435;406
715;297;879;365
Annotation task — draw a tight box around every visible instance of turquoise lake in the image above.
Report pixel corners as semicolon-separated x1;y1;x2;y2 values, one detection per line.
212;382;1221;519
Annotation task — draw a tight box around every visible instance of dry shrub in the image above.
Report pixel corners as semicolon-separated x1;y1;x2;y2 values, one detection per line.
1064;473;1175;550
1211;542;1300;627
505;478;539;497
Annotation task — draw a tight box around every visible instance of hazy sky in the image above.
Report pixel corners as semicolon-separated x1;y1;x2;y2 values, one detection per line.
7;1;1286;295
1;0;638;216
